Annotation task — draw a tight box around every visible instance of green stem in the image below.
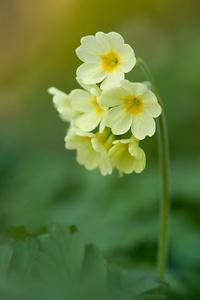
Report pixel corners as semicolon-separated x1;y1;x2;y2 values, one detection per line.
137;57;170;280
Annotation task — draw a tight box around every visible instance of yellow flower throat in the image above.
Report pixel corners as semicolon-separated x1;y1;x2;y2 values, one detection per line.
101;51;120;72
125;96;143;114
92;97;104;114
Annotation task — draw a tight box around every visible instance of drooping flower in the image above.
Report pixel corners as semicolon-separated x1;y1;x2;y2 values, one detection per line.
99;79;162;140
48;87;74;122
64;128;113;175
108;136;146;174
76;32;136;90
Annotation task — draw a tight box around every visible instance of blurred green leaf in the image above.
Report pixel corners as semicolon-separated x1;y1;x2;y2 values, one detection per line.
0;223;164;300
0;244;13;273
8;237;40;279
108;268;166;300
7;225;47;241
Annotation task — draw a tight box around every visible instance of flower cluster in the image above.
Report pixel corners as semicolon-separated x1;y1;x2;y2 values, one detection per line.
49;32;162;175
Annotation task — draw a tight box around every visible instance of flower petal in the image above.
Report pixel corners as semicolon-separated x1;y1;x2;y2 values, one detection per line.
105;107;132;135
75;111;102;131
95;32;113;52
76;35;104;62
99;87;126;107
48;87;73;122
100;69;124;90
118;44;136;72
98;32;124;51
131;113;156;139
120;80;148;95
76;77;101;96
145;102;162;117
142;91;162;117
71;89;94;112
76;63;106;84
91;135;112;175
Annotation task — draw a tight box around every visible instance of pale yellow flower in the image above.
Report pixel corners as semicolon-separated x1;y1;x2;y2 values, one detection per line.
64;128;113;175
76;32;136;90
48;87;74;122
108;136;146;174
99;80;162;140
70;84;106;132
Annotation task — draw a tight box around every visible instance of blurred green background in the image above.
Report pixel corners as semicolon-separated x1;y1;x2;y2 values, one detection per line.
1;0;200;298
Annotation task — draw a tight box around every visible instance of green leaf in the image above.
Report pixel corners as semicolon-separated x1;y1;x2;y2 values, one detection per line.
80;243;107;300
36;224;86;299
0;244;13;273
108;268;165;300
8;237;40;279
36;224;108;300
7;225;47;241
0;223;165;300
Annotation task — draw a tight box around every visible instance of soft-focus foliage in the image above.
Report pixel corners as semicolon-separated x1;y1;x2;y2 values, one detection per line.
0;224;165;299
1;0;200;298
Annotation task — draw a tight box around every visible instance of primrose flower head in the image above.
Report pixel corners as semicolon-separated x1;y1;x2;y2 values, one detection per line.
76;31;136;90
49;31;163;176
99;79;162;140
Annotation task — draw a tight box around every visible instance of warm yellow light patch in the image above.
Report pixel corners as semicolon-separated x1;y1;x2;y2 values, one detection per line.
124;95;143;114
101;51;120;72
92;97;104;114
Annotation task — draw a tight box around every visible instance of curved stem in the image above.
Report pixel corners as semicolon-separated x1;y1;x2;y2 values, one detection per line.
137;57;170;279
156;108;170;280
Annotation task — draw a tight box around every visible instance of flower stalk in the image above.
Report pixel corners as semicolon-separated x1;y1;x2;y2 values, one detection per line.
137;57;170;280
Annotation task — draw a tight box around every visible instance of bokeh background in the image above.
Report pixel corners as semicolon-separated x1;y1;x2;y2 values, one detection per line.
1;0;200;298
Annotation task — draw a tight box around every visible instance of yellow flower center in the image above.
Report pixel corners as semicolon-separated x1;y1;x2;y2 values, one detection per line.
92;97;104;114
101;51;120;72
124;95;143;114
